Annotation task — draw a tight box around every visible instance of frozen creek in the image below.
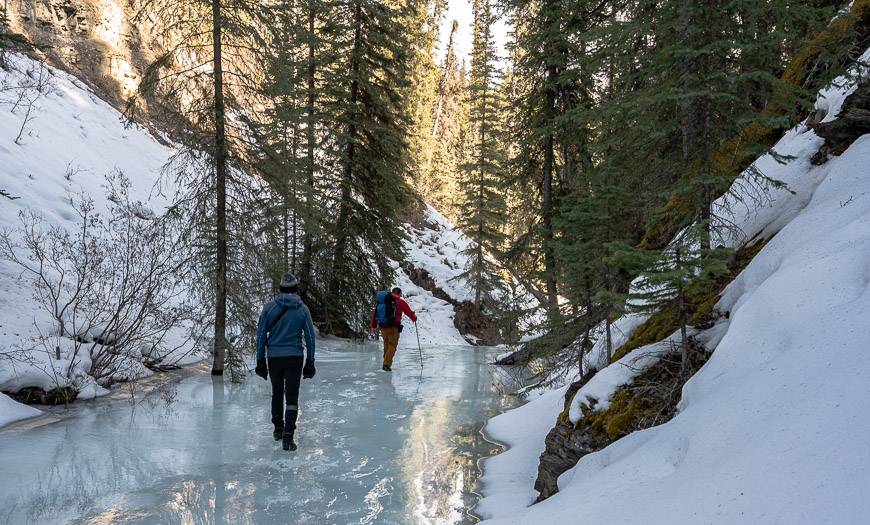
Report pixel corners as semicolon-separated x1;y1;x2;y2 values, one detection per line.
0;341;521;525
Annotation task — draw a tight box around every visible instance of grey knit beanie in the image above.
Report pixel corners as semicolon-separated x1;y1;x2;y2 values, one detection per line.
280;272;299;290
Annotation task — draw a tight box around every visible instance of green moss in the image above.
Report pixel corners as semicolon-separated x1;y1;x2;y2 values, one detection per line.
611;303;680;363
584;390;657;441
581;344;711;441
610;237;771;364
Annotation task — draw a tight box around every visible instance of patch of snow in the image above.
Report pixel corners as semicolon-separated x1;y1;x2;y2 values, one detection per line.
0;392;41;427
475;385;568;520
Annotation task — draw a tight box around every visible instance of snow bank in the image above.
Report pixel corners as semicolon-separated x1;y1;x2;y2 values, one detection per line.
475;385;568;519
568;330;683;424
480;48;870;524
0;392;41;427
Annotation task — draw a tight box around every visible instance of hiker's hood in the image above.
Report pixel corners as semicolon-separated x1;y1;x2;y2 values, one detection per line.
275;293;303;309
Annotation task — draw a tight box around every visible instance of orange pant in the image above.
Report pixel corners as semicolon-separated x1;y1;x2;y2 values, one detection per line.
380;326;400;367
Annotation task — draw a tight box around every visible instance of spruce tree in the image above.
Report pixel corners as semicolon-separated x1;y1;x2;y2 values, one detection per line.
322;0;415;334
130;0;269;375
458;0;507;308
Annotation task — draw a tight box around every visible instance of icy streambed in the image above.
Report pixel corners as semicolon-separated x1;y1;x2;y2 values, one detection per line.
0;341;521;525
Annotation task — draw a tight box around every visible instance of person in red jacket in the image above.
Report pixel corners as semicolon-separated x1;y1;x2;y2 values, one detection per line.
370;287;417;371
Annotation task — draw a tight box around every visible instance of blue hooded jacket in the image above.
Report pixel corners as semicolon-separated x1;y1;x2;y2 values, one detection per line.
256;293;316;361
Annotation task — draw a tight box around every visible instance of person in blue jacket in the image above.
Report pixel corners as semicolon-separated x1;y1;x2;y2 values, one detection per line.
255;272;316;451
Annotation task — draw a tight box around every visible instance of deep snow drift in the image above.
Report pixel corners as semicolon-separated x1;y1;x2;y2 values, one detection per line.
478;50;870;524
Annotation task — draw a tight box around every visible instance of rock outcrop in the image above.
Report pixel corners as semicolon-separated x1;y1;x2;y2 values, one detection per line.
811;79;870;164
533;371;607;500
8;0;149;106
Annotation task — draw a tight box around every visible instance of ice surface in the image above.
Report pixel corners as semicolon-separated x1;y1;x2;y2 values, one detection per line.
0;340;519;525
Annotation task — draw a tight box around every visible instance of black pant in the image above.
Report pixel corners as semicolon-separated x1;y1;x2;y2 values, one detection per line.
268;356;303;429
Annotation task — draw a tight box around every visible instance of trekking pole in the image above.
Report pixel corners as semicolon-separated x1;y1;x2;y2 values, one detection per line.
415;321;423;370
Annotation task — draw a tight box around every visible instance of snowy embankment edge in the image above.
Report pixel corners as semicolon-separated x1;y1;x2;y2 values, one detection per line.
477;48;870;524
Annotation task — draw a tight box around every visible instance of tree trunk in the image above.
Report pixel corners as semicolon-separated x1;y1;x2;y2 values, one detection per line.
675;246;689;375
211;0;228;376
431;20;457;140
542;82;558;319
291;117;300;273
300;0;317;297
283;122;290;273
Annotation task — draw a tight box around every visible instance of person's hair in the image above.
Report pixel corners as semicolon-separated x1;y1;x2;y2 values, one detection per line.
391;287;401;296
280;284;299;294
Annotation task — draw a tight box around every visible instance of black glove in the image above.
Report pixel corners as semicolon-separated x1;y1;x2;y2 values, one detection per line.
255;358;268;380
302;359;316;379
398;324;404;333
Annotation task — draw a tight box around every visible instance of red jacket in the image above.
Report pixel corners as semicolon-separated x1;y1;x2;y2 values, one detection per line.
371;292;417;330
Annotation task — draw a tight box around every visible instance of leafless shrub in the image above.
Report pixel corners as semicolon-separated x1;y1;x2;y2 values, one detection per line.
0;56;53;144
0;172;205;390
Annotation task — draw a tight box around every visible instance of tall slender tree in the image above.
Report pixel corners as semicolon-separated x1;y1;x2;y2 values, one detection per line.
322;0;415;334
458;0;507;308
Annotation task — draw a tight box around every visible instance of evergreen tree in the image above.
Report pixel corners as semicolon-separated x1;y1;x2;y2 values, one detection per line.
130;0;269;375
458;0;507;308
426;26;469;221
322;0;416;334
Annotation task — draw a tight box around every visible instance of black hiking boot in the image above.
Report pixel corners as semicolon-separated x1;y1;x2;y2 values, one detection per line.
282;431;297;451
282;408;298;451
273;425;283;441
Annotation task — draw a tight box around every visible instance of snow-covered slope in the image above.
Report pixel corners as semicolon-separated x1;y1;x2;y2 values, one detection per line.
389;257;468;348
0;53;191;426
397;206;501;347
479;50;870;524
401;205;541;346
403;206;487;303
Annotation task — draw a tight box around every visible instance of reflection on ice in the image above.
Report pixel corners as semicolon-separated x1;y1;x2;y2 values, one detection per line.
0;341;520;525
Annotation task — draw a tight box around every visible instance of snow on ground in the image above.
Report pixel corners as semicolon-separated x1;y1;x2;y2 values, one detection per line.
476;385;568;519
403;206;483;304
390;260;468;348
0;392;40;427
0;54;176;342
0;53;192;425
480;49;870;525
403;205;540;311
398;205;541;347
568;330;686;424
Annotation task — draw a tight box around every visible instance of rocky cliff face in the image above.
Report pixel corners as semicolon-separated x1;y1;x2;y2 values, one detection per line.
811;79;870;164
6;0;151;106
